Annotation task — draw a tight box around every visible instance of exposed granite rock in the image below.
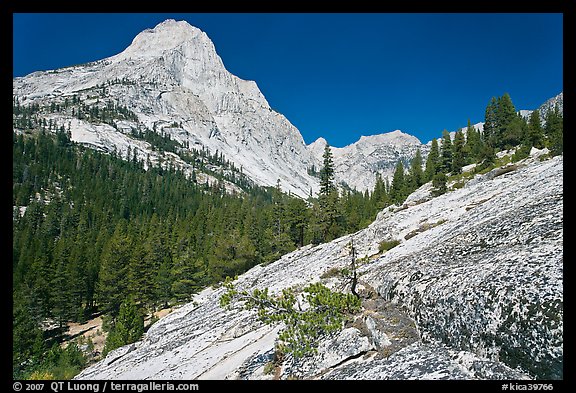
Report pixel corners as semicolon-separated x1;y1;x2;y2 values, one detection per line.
360;157;563;379
322;342;530;380
76;155;562;380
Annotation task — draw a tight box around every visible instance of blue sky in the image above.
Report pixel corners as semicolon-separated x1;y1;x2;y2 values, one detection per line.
13;13;563;146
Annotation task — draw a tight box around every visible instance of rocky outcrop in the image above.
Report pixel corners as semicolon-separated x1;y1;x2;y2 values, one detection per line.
358;155;563;379
322;342;531;380
75;151;562;380
308;131;428;192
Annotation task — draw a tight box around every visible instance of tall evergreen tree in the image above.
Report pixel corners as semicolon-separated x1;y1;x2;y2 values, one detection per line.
317;143;340;242
452;129;466;175
97;220;131;317
424;138;440;181
13;289;46;378
390;161;406;205
103;298;144;356
431;172;448;197
371;173;389;210
502;113;526;149
477;142;497;171
496;93;518;149
545;105;563;156
409;148;424;188
483;96;498;147
170;249;199;302
319;144;336;197
284;197;308;248
128;235;156;310
464;119;482;162
155;260;173;309
271;179;284;237
51;239;73;327
440;130;453;174
527;110;545;149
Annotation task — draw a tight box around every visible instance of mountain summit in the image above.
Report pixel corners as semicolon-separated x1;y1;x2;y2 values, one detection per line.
116;19;210;60
13;19;428;196
14;20;320;197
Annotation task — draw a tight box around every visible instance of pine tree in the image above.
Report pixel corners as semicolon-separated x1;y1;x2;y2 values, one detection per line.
452;129;466;175
424;138;440;182
464;119;482;162
477;142;496;171
496;93;517;149
170;250;198;303
155;260;173;309
272;179;284;237
128;236;156;310
220;279;360;359
284;197;308;247
13;290;46;378
502;113;526;149
97;220;131;317
317;143;340;242
371;173;389;210
68;233;89;322
409;149;424;188
319;144;335;197
483;97;498;147
440;130;453;174
390;161;406;205
527;110;545;149
103;298;144;356
144;215;173;308
324;190;343;241
51;239;73;327
431;172;447;197
307;201;324;245
545;104;563;156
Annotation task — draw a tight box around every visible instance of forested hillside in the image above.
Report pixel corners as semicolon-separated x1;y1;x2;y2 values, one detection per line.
12;128;379;378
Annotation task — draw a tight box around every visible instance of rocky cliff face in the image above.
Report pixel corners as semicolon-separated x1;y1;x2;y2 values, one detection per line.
537;92;563;118
308;131;427;192
75;150;563;380
13;19;319;197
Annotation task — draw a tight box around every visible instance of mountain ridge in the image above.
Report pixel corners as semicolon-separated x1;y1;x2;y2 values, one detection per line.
12;19;563;196
13;19;318;197
12;19;430;196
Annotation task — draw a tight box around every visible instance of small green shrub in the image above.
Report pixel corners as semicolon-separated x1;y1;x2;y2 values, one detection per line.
451;180;465;190
263;361;276;375
320;267;342;279
379;239;400;253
